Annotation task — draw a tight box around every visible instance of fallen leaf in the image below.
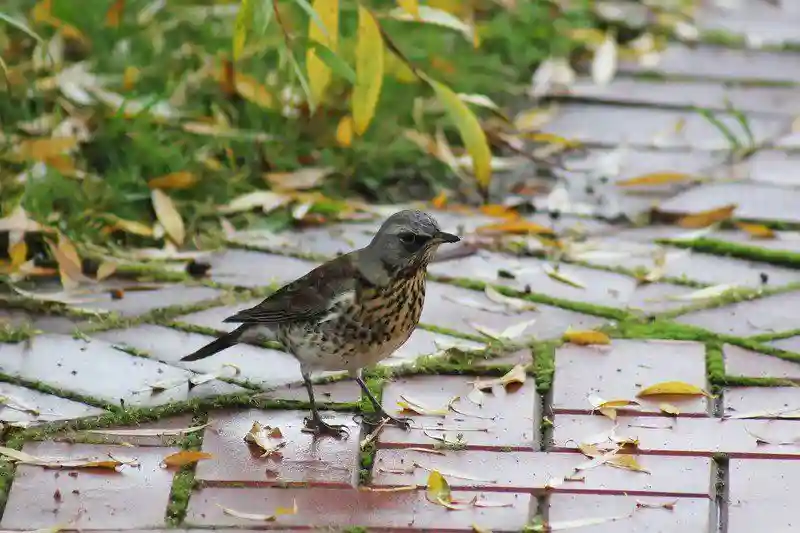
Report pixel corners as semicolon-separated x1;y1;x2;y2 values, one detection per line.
244;421;286;458
563;329;611;346
724;406;800;420
161;450;213;468
471;318;537;342
426;469;468;510
735;221;775;240
264;167;334;191
636;499;677;510
218;499;297;521
467;387;485;406
151;189;185;245
147;171;198;190
360;485;418;492
220;191;291;214
637;381;713;398
95;262;117;281
483;286;537;313
578;444;649;473
189;363;242;387
659;403;680;416
472;364;526;391
45;234;91;291
101;215;154;237
475;219;555;235
13;137;79;163
745;428;800;446
397;395;448;416
668;283;739;302
616;172;693;187
0;394;40;416
542;264;585;289
592;32;618;86
0;446;131;469
676;204;737;228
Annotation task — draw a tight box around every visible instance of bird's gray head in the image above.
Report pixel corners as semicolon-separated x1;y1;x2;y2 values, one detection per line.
366;210;460;273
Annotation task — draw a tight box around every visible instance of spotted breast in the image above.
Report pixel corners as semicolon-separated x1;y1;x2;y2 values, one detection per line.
278;268;427;374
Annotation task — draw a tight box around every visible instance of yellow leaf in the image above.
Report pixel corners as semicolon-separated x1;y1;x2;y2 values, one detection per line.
397;395;448;416
123;66;140;91
232;72;276;109
542;264;585;289
596;399;639;409
161;450;213;468
352;6;384;135
608;453;650;473
96;262;117;281
264;167;333;192
336;115;354;147
233;0;254;61
425;470;466;509
147;171;199;190
479;205;518;219
105;0;125;28
45;233;89;291
431;191;447;209
637;381;713;398
423;74;492;188
563;329;611;346
676;204;737;228
599;407;617;421
307;0;339;106
102;215;154;237
9;241;27;269
472;363;526;391
659;402;680;416
735;221;775;240
14;137;78;162
151;189;185;245
616;172;693;187
397;0;420;18
475;219;554;235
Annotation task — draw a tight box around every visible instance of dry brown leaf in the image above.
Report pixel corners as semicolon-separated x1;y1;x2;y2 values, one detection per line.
161;450;213;468
264;168;334;192
244;421;286;458
151;189;185;245
397;395;448;416
676;204;737;228
476;219;555;235
616;172;693;187
735;221;775;240
147;171;198;190
563;329;611;346
637;381;713;398
472;364;526;391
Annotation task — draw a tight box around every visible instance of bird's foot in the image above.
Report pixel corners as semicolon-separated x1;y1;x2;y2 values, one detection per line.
376;411;412;431
302;415;350;438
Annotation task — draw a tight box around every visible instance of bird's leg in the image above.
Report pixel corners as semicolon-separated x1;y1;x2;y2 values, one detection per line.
355;376;412;430
301;372;349;438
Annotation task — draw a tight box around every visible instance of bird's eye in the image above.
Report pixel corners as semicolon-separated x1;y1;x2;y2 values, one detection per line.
398;232;417;245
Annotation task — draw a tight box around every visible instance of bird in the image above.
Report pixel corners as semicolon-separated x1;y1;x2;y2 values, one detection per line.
180;209;460;437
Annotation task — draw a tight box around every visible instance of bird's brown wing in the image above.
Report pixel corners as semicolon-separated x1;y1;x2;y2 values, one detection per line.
223;252;363;325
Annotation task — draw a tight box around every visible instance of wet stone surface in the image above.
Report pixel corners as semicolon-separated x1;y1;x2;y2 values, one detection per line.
206;249;317;288
675;291;800;337
722;344;800;381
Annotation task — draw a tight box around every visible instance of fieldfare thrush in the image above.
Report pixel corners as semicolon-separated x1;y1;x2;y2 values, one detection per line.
180;210;460;436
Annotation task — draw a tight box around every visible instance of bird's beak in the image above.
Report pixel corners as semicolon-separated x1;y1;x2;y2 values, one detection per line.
434;230;461;244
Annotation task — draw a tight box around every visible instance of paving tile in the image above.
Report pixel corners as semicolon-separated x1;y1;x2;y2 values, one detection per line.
561;77;800;115
474;348;533;368
742;150;800;187
571;237;798;288
696;1;800;48
553;339;710;416
429;252;637;309
658;182;800;224
371;449;715;497
548;494;716;533
675;291;800;336
552;414;800;458
206;249;317;288
196;409;361;487
0;381;106;426
0;334;238;407
381;327;485;367
0;442;178;530
619;43;800;84
767;335;800;354
54;414;201;447
93;324;306;388
185;486;533;531
539;103;786;149
728;459;800;533
378;375;540;451
420;281;606;339
229;223;374;257
0;308;82;334
723;387;800;419
173;299;263;333
73;282;222;317
255;379;361;403
722;343;800;380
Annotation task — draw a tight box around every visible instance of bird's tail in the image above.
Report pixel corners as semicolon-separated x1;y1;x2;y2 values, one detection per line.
180;325;249;362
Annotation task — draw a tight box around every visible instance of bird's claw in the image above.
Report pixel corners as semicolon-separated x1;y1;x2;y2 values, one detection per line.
302;416;350;438
383;413;413;431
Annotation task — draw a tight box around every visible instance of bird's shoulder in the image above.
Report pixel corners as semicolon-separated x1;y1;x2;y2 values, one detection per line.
223;251;374;324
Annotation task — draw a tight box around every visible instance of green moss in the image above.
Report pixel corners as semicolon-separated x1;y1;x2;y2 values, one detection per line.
533;341;558;394
747;328;800;343
165;413;207;526
706;343;726;384
611;319;718;343
0;323;36;342
713;375;798;387
666;237;800;269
